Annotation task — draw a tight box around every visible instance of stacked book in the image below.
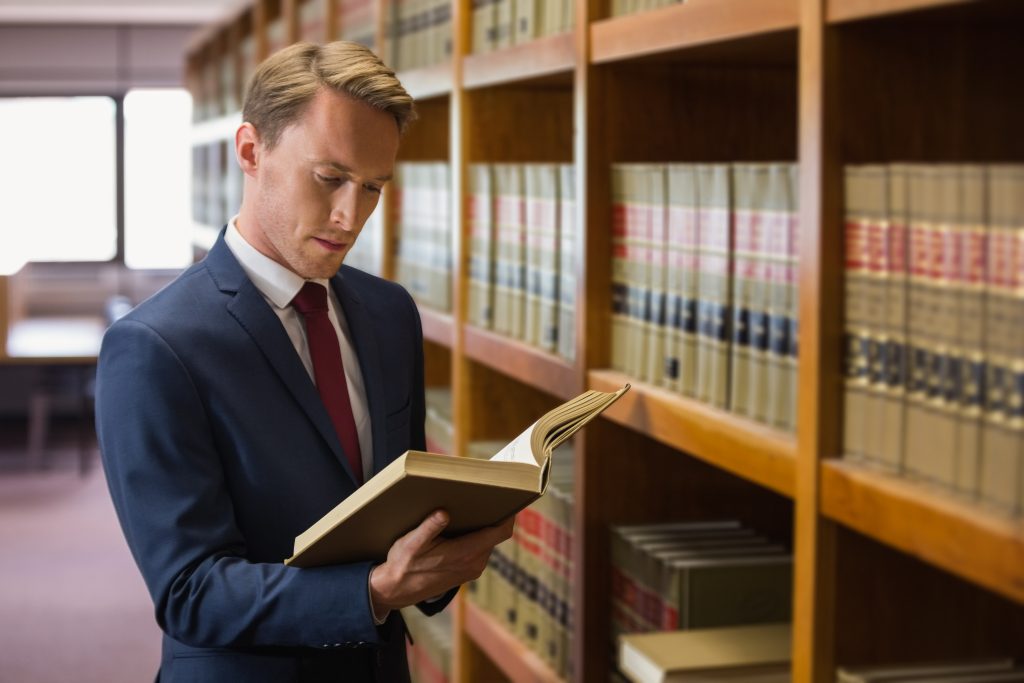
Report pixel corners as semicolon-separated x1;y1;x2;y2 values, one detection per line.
402;604;454;683
467;162;577;361
611;0;685;18
424;386;453;454
337;0;378;49
465;441;575;679
609;520;792;673
393;162;453;313
842;164;1024;516
384;0;452;71
610;163;799;432
838;659;1024;683
472;0;574;54
619;622;791;683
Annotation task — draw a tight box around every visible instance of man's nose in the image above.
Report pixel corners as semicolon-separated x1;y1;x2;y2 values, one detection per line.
330;184;359;230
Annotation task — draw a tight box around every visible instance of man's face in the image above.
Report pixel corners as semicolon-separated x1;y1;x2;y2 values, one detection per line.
246;88;400;279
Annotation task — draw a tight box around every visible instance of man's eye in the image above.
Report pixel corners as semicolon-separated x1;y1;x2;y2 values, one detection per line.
315;173;341;184
365;185;382;195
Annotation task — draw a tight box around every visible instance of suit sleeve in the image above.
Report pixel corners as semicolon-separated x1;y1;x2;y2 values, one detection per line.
96;318;384;649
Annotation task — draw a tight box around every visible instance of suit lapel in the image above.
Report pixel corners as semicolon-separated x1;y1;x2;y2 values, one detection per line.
205;234;358;483
331;271;389;477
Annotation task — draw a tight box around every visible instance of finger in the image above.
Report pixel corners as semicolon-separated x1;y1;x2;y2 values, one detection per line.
399;509;450;553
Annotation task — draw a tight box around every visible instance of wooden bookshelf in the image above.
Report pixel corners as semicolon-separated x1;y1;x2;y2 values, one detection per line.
396;62;455;100
418;305;455;348
461;598;565;683
822;459;1024;606
463;32;575;90
590;0;797;64
589;369;796;497
464;324;579;402
184;0;1024;681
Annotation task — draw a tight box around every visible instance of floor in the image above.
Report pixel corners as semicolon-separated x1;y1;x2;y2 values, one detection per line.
0;418;161;683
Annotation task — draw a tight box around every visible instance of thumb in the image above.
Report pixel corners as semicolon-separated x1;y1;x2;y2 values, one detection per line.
402;509;449;552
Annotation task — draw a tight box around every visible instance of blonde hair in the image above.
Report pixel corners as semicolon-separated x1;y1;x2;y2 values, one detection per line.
242;41;415;148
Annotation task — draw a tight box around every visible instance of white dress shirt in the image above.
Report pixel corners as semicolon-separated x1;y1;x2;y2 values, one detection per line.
224;218;374;482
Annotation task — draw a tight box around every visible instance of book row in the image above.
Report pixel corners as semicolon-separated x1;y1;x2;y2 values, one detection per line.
402;604;454;683
468;163;577;361
193;0;376;122
472;0;574;54
394;163;454;313
611;163;799;432
842;164;1024;516
465;440;576;679
192;142;242;230
383;0;453;72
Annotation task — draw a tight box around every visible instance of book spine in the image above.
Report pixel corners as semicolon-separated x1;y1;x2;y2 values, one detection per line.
696;165;732;410
955;165;987;496
540;164;561;353
611;165;631;374
558;163;576;362
730;164;756;419
644;165;669;386
664;165;698;395
881;163;910;472
524;164;543;347
627;166;650;380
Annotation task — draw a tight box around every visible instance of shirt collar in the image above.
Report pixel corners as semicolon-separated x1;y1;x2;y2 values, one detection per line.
224;216;331;309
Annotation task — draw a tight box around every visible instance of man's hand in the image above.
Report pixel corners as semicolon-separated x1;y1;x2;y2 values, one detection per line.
368;510;515;618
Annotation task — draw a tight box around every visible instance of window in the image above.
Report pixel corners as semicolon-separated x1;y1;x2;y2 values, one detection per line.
124;88;193;270
0;97;117;262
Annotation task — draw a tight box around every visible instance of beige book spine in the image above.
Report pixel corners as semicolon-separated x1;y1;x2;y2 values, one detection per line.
644;164;669;386
880;164;910;472
764;164;795;429
696;164;732;409
627;165;650;381
955;165;986;496
981;165;1024;512
523;164;544;348
538;164;561;353
729;164;757;420
611;164;631;374
557;163;576;362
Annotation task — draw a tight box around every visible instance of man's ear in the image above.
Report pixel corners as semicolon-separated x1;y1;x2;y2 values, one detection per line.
235;122;260;177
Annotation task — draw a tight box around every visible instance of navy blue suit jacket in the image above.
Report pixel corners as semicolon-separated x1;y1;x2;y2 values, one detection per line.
96;234;451;682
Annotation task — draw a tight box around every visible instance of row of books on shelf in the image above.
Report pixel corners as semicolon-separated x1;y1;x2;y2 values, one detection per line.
192;0;375;122
611;162;799;433
842;164;1024;516
468;162;577;361
402;604;454;683
609;518;792;680
394;163;454;313
192;142;242;230
467;440;576;680
472;0;574;54
384;0;452;71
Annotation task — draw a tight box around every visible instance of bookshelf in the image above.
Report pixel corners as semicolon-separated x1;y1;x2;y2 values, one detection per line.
185;0;1024;681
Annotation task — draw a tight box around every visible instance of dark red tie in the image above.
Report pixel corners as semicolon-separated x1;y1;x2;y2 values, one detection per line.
291;282;363;484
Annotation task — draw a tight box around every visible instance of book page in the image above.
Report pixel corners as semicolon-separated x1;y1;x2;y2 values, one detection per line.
489;422;539;465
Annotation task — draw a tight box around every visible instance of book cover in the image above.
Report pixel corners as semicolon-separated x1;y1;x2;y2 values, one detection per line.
285;386;628;567
665;165;700;398
644;165;669;386
467;164;496;329
695;165;731;410
557;163;577;362
880;163;910;473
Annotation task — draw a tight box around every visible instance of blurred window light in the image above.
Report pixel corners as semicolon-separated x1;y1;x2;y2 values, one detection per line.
125;88;193;270
0;96;117;262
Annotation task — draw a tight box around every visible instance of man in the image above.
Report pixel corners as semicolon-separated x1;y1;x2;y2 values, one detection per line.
96;41;513;682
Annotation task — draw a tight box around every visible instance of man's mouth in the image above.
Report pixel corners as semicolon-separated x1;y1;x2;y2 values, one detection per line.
313;236;348;253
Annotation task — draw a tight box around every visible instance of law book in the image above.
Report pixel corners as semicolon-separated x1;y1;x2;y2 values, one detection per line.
557;163;576;362
285;385;629;567
694;164;732;410
664;165;699;397
880;164;911;473
467;164;496;330
980;165;1024;512
612;165;634;375
462;440;509;612
618;623;791;683
644;165;670;387
773;164;799;432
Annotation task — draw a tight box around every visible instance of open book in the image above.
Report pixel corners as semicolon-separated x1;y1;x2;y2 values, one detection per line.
285;384;630;568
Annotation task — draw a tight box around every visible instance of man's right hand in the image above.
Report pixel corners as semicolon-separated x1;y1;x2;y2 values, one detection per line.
368;510;515;619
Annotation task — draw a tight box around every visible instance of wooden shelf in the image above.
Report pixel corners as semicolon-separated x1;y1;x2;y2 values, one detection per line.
463;325;579;401
588;369;796;498
462;598;565;683
590;0;797;64
463;33;575;90
821;459;1024;605
828;0;970;23
417;304;455;348
396;62;454;100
